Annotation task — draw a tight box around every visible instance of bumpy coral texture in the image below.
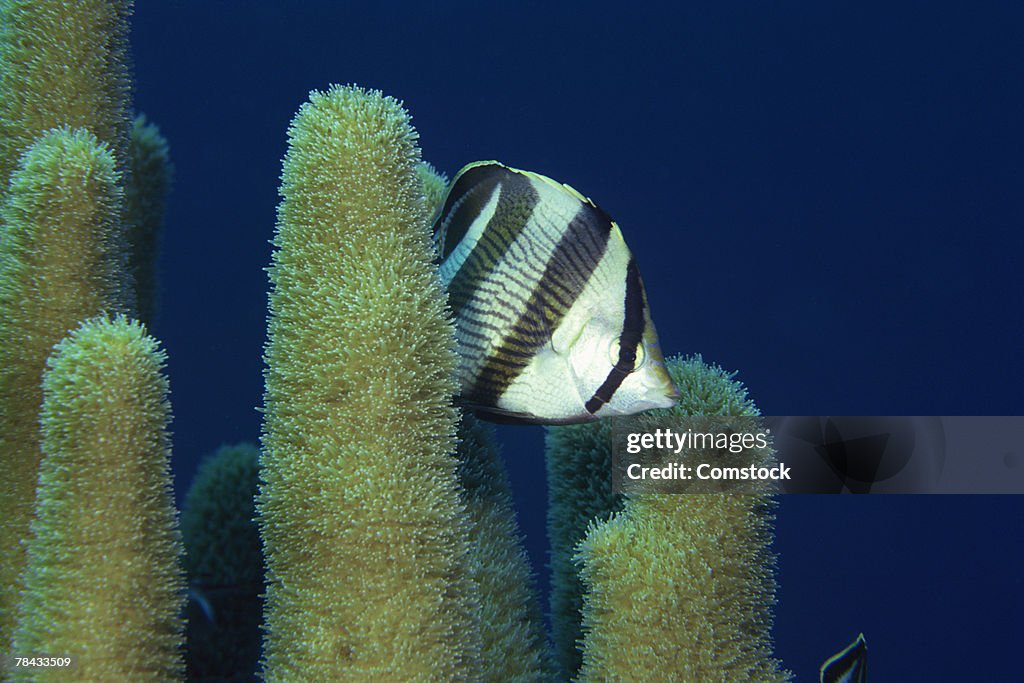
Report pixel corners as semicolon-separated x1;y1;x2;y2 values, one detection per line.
574;356;791;682
181;443;262;682
545;417;622;679
0;0;132;189
457;415;556;682
12;315;185;681
257;85;478;681
0;128;127;646
125;114;172;327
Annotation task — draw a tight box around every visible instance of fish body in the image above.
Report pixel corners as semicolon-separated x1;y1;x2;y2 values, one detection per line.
433;161;678;424
820;633;867;683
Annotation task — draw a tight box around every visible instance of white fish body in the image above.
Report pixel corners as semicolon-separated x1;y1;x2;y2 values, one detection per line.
434;161;678;424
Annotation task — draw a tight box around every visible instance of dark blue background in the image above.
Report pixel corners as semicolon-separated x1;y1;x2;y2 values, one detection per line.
132;2;1022;679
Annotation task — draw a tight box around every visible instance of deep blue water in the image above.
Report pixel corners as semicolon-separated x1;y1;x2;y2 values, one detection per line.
132;2;1022;679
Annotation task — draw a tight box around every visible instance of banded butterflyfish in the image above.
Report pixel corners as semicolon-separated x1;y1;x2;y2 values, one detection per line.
433;161;679;425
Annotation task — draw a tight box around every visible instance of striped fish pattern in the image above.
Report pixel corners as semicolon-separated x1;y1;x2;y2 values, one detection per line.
433;161;678;424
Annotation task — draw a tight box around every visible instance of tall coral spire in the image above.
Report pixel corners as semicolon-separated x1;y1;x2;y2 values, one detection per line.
573;356;791;682
124;114;173;328
545;418;622;679
0;128;127;646
456;414;556;682
257;85;478;680
11;315;185;682
0;0;133;189
180;443;262;680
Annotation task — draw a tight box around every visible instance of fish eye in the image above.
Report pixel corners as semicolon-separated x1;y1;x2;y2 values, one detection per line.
634;342;647;369
607;339;647;370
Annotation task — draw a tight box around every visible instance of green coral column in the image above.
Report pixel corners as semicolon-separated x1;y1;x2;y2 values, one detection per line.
545;419;622;679
0;0;133;188
574;357;791;682
457;415;555;682
11;315;185;682
257;85;478;681
180;443;263;681
124;114;173;328
0;128;127;647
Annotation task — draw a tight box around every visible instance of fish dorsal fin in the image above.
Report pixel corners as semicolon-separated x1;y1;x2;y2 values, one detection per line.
820;633;867;683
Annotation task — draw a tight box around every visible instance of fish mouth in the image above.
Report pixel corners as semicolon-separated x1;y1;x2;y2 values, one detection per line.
639;327;676;405
648;362;680;407
655;366;679;403
663;374;680;401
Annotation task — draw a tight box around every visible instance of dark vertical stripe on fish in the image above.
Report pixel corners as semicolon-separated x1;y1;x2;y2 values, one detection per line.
465;204;614;405
585;257;645;415
434;164;503;261
446;172;539;315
